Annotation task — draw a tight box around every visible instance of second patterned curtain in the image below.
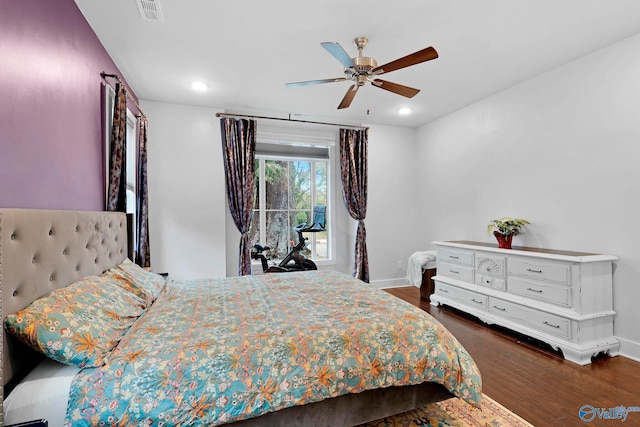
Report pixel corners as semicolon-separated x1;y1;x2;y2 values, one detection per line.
220;118;257;276
106;80;127;212
339;128;369;283
136;115;151;268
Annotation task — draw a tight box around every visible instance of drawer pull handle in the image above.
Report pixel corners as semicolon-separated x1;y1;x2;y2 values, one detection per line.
449;255;459;259
526;268;543;273
527;287;543;293
493;305;506;311
449;269;459;274
543;321;561;329
471;298;484;305
439;288;449;293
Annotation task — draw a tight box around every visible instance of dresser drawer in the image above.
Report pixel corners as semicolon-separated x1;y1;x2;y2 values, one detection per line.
435;283;488;310
508;277;571;307
438;261;474;282
476;275;506;291
438;247;474;266
489;297;570;339
508;259;570;284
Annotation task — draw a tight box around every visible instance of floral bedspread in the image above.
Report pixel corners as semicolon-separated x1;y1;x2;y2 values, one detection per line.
65;270;481;426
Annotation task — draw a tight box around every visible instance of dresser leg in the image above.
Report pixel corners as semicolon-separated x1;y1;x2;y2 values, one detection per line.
560;343;620;366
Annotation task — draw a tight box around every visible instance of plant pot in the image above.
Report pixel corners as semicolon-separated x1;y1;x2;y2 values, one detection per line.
494;232;514;249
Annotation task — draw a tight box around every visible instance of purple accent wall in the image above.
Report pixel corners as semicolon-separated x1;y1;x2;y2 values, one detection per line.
0;0;138;210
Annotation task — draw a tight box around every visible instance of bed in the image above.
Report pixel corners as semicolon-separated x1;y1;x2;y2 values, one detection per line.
0;209;481;426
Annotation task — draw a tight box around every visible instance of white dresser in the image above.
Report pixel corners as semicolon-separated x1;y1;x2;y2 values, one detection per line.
431;240;619;365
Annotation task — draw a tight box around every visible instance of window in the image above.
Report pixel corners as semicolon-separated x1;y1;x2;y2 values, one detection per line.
248;140;332;264
125;110;138;252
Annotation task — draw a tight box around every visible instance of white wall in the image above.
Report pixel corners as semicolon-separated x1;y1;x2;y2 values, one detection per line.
416;33;640;360
366;125;422;288
142;101;227;280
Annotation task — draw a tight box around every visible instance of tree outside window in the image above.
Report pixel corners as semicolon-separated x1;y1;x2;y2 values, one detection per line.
250;157;328;262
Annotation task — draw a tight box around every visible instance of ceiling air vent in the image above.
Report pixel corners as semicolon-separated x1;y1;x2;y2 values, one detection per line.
136;0;164;23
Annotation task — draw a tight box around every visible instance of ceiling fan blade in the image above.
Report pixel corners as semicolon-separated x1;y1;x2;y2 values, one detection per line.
372;46;438;75
338;85;359;109
321;42;356;69
286;77;347;88
371;79;420;98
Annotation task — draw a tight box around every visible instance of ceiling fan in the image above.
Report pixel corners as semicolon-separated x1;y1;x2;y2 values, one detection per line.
286;37;438;109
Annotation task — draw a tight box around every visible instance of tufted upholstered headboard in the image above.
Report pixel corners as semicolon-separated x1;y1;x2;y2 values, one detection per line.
0;209;128;416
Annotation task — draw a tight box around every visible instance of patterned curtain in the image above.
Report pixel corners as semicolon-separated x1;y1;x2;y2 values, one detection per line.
220;118;256;276
136;115;151;268
340;128;369;282
106;81;127;212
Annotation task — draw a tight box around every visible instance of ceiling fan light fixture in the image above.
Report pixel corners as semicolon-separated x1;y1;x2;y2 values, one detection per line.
398;107;412;115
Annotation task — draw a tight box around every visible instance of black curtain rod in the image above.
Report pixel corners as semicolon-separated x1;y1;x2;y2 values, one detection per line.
101;71;146;118
215;112;368;130
100;72;120;81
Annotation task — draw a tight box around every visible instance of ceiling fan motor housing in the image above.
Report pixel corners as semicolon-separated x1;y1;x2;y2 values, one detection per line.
345;57;378;85
353;56;377;74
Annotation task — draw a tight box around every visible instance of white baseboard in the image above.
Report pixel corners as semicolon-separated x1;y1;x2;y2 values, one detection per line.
370;278;412;290
616;337;640;363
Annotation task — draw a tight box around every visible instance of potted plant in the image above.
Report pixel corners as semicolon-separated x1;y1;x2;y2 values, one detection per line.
487;217;529;249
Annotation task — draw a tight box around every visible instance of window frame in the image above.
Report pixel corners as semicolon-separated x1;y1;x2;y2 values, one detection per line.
251;131;336;267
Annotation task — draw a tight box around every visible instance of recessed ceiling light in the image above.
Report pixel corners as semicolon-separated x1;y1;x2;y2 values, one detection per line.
191;81;208;91
398;107;411;115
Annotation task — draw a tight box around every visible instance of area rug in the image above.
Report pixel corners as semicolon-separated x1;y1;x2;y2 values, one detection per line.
358;394;534;427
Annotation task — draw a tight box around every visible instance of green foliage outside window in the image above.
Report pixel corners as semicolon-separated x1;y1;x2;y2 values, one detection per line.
249;158;328;261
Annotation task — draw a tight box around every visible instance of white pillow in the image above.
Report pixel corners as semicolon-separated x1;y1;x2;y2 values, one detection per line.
4;358;78;426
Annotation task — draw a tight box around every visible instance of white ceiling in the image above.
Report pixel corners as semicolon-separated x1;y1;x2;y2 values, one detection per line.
75;0;640;128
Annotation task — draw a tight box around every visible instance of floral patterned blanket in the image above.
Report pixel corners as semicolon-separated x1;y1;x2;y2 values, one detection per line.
65;270;481;426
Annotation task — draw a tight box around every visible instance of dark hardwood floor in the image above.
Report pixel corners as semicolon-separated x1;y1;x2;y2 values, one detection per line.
384;286;640;427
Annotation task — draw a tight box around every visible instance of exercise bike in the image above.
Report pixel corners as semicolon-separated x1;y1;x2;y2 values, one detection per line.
251;206;325;273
